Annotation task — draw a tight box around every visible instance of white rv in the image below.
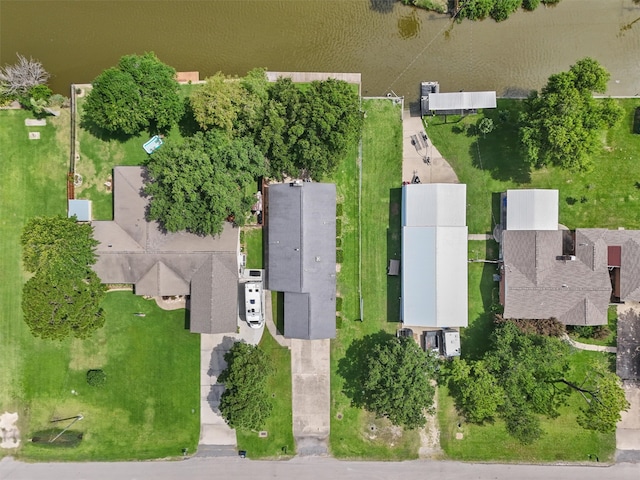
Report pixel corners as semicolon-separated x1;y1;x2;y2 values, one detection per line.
245;282;264;329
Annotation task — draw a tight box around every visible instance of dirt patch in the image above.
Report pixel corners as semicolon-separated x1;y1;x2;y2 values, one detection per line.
69;328;108;370
418;383;443;459
0;411;20;449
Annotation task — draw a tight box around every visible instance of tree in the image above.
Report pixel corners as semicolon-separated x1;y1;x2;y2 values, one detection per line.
190;72;245;133
218;342;273;430
490;0;520;22
144;131;267;236
190;68;269;136
83;52;184;135
21;216;106;340
519;58;623;171
459;0;494;21
0;53;50;96
339;332;438;430
257;77;362;180
446;358;503;424
447;321;629;444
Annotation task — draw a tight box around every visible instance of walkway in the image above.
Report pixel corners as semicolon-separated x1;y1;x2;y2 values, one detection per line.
291;339;330;456
402;111;458;185
562;334;617;353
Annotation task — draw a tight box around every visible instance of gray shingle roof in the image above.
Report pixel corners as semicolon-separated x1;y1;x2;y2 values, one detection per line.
92;166;239;334
502;230;611;325
267;182;336;340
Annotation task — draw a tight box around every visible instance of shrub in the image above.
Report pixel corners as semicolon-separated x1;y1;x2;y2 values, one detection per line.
336;218;342;237
336;296;343;312
336;237;342;248
336;249;344;264
495;315;565;337
336;203;343;217
336;315;343;329
594;326;611;340
572;325;595;338
86;369;106;387
522;0;541;10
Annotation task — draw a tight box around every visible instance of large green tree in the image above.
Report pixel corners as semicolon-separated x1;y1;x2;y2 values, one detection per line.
144;131;267;236
83;52;184;135
447;321;629;444
339;332;438;430
21;216;105;340
257;77;362;180
190;68;269;137
519;57;623;171
218;342;273;430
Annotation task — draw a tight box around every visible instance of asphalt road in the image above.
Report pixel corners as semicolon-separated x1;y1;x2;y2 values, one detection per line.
1;456;638;480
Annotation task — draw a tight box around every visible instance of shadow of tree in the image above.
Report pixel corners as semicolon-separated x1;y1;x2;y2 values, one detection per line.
337;330;395;407
178;97;200;137
369;0;395;14
468;104;531;184
79;114;138;143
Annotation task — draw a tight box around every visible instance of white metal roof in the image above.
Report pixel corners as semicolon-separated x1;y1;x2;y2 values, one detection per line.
402;183;466;227
506;189;559;231
401;226;468;328
427;91;496;111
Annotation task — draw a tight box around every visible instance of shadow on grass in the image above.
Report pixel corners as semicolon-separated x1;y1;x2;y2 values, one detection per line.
462;251;499;360
178;99;200;137
337;330;395;407
387;187;402;324
274;291;285;335
467;104;531;184
79;115;139;144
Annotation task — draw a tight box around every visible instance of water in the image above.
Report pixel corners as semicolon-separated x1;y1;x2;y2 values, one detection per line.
1;0;639;100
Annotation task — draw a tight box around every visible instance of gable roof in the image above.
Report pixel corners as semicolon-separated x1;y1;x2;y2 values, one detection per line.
502;230;611;325
92;166;239;335
401;184;468;328
267;182;336;340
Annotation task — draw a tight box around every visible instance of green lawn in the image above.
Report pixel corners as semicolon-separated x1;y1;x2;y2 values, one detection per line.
236;328;295;459
74;84;196;220
427;99;640;233
243;228;263;269
18;292;199;461
329;99;419;460
0;109;200;461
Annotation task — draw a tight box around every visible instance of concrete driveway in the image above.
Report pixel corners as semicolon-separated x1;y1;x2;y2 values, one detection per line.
291;339;330;455
402;111;458;185
616;303;640;459
198;319;264;456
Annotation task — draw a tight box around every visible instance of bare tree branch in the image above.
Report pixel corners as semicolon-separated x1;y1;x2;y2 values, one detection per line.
0;53;50;95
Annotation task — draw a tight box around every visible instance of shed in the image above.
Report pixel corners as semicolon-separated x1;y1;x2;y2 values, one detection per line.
68;199;92;222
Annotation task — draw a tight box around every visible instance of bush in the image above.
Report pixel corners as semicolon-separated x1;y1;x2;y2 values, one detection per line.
522;0;541;10
336;203;343;217
336;218;342;237
336;315;343;329
336;296;343;312
594;326;611;340
336;249;344;264
495;315;565;337
86;369;106;387
572;325;595;338
336;237;342;248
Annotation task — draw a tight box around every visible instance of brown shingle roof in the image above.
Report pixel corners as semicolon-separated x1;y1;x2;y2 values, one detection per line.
92;166;239;334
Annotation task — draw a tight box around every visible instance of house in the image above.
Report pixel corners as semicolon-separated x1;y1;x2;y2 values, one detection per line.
420;82;496;117
91;166;240;334
266;181;336;340
499;189;640;325
401;183;468;329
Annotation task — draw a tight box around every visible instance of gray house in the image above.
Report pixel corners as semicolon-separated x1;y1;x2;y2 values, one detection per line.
266;182;336;340
91;166;239;334
500;189;640;325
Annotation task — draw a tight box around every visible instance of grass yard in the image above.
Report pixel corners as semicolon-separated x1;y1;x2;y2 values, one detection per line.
0;109;200;461
236;328;295;459
329;99;419;460
427;99;640;233
74;85;196;220
243;228;264;269
0;109;68;420
438;350;616;462
19;292;199;461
